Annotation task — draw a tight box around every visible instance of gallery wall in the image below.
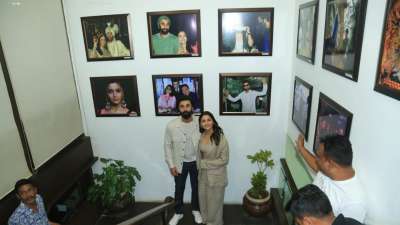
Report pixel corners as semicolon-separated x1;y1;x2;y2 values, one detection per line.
62;0;295;203
287;0;400;224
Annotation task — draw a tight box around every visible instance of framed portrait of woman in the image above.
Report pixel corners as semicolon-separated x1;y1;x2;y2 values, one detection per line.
296;0;319;64
218;8;274;56
147;10;202;58
90;76;140;117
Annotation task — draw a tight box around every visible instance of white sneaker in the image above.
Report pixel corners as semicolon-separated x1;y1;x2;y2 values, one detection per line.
169;214;184;225
192;210;203;224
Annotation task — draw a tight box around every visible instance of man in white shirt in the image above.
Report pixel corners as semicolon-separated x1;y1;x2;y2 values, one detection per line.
296;135;367;223
224;80;268;113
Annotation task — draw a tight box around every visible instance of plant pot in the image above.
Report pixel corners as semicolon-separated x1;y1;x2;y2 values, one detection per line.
242;190;272;216
101;195;135;216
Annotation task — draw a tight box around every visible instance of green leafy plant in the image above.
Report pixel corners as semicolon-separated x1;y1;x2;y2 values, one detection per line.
88;158;141;210
246;149;274;199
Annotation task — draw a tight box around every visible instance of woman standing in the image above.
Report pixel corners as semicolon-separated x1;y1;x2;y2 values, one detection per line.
157;84;176;113
198;111;229;225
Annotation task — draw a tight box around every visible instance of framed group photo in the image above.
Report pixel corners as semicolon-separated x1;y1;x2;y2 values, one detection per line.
81;14;134;61
220;73;272;116
218;8;274;56
322;0;367;81
152;74;203;116
297;0;319;64
292;77;313;141
90;76;140;117
374;0;400;101
147;10;201;58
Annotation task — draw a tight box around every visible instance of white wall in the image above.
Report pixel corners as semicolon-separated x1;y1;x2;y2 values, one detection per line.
62;0;294;203
287;0;400;224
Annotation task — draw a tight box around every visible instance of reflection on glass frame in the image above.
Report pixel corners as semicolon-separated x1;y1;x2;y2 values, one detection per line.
81;14;134;61
374;0;400;101
322;0;367;81
297;0;319;64
218;8;274;56
219;73;272;116
292;77;313;141
90;76;140;117
152;74;203;116
313;93;353;152
147;10;202;58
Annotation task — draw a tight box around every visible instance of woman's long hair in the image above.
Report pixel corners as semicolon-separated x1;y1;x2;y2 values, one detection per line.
199;111;224;145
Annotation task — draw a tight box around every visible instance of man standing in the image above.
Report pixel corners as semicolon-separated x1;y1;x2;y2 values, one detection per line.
152;16;179;55
164;96;203;225
8;179;60;225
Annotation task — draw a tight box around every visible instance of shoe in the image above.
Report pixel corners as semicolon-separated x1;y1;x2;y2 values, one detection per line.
169;214;183;225
192;210;203;224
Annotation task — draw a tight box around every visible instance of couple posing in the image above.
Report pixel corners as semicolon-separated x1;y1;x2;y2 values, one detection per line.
164;95;229;225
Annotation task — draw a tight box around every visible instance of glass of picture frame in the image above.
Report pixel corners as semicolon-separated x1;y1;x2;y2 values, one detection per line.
292;77;313;141
296;0;319;64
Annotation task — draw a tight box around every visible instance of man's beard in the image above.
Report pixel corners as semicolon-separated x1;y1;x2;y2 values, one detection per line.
160;28;169;35
180;110;193;119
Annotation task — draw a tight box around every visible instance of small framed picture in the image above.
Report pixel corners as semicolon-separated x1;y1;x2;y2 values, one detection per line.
152;74;203;116
220;73;272;115
313;93;353;152
374;0;400;101
218;8;274;56
297;0;319;64
147;10;201;58
81;14;134;61
322;0;368;81
90;76;140;117
292;77;313;141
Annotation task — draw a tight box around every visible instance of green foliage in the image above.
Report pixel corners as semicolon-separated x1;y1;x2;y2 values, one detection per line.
247;149;274;199
88;158;141;209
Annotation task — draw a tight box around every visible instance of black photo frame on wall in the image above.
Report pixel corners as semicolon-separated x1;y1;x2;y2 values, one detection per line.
296;0;319;64
292;77;313;141
313;93;353;152
322;0;368;81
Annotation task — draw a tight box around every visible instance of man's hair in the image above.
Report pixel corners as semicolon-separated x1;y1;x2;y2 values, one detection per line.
180;84;189;90
14;179;35;194
320;135;353;167
287;184;332;219
177;95;193;107
242;80;250;85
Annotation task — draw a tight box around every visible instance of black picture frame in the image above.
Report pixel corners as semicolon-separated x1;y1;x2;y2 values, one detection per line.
292;77;313;141
81;14;134;61
152;74;203;116
296;0;319;64
219;73;272;116
90;76;140;117
374;0;400;101
313;93;353;152
322;0;368;81
218;8;274;56
147;10;202;58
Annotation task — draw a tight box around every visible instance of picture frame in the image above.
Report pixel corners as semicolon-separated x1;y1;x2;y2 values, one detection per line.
374;0;400;101
81;14;134;61
218;8;274;56
219;73;272;116
322;0;368;81
152;74;203;116
90;76;140;117
313;93;353;152
292;77;313;141
147;10;202;58
297;0;319;64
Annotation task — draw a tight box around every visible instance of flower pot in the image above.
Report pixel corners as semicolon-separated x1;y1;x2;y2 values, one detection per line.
101;195;135;216
242;190;272;216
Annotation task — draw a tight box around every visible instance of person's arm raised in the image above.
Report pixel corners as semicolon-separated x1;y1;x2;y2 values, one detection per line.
296;135;319;172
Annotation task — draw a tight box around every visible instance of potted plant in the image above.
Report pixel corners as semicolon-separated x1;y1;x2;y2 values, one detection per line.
243;149;275;216
88;158;141;214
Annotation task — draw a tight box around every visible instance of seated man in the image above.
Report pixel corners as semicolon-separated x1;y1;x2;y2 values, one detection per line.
287;184;363;225
296;135;367;222
8;179;60;225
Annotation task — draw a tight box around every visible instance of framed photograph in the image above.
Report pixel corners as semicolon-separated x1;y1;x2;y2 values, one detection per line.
218;8;274;56
313;93;353;152
374;0;400;101
81;14;134;61
220;73;272;115
292;77;313;141
322;0;368;81
147;10;201;58
152;74;203;116
90;76;140;117
297;0;319;64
